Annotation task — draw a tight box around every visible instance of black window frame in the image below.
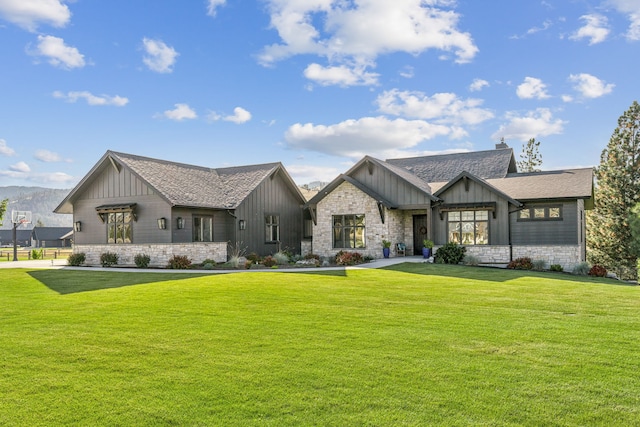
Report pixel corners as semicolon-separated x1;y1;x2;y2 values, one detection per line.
446;210;489;245
265;214;280;243
332;214;366;249
192;215;213;242
517;205;563;222
107;211;133;244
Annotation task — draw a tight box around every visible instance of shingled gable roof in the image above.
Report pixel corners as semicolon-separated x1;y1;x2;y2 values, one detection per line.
386;148;517;182
31;226;73;241
55;151;305;213
306;155;437;207
433;171;522;207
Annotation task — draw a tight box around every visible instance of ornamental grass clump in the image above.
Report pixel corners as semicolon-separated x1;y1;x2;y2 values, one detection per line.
572;262;591;276
273;251;290;265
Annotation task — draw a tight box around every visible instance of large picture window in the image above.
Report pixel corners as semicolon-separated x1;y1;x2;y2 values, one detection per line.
266;214;280;242
107;212;133;244
333;214;366;248
193;216;213;242
447;210;488;245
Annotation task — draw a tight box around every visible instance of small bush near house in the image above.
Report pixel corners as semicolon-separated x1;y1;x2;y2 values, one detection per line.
134;253;151;268
273;251;290;265
463;254;480;266
100;252;119;268
262;255;277;267
532;259;547;271
572;262;591;276
67;252;86;266
225;256;242;269
435;242;466;265
335;251;364;266
507;257;533;270
589;264;608;277
167;255;191;270
246;252;261;264
550;264;564;272
202;262;215;270
31;249;43;260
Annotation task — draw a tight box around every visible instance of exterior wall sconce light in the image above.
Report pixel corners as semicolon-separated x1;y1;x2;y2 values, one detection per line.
177;217;184;229
157;218;167;230
239;219;246;230
74;221;82;232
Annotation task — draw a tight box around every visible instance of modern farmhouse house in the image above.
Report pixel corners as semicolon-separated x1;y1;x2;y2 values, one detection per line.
305;143;594;270
55;151;306;266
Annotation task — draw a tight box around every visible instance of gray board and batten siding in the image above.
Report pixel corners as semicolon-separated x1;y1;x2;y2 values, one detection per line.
510;200;579;245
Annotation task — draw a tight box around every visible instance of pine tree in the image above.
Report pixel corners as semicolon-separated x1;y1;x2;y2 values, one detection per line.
587;101;640;279
0;199;7;226
517;138;543;172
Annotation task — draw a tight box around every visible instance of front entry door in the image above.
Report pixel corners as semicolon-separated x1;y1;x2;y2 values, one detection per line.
413;214;428;255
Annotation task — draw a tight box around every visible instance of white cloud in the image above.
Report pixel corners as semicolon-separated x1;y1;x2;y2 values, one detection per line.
304;63;379;86
33;35;85;69
9;161;30;173
516;77;550;99
259;0;478;86
286;164;341;184
569;14;610;45
0;169;75;184
376;89;494;127
206;0;226;17
469;78;489;92
0;139;16;156
224;107;252;124
568;73;615;98
491;108;566;141
142;38;179;73
0;0;70;31
284;116;453;159
399;65;414;79
608;0;640;40
158;103;197;121
34;149;71;163
52;91;129;106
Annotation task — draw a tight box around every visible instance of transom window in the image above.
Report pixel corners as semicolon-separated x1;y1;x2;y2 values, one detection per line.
447;210;488;245
333;214;366;248
193;216;213;242
107;212;133;244
518;205;562;221
266;215;280;242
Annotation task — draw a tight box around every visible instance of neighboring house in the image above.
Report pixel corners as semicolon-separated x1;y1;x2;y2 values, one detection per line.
0;229;32;248
31;227;73;248
305;143;594;270
55;151;306;267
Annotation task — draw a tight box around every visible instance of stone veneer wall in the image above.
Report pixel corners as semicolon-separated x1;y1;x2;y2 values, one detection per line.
313;181;406;259
432;244;581;270
74;243;227;267
512;245;581;271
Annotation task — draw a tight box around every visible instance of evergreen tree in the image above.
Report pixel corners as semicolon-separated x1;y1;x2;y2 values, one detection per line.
0;198;7;226
587;101;640;279
517;138;543;172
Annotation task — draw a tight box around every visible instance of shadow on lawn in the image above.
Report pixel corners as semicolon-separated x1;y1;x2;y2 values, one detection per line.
28;270;211;295
381;262;635;286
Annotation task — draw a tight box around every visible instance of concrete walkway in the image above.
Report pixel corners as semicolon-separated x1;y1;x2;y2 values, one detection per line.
0;256;428;273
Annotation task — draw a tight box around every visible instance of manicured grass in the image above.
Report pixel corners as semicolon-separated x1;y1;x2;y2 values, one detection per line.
1;265;639;425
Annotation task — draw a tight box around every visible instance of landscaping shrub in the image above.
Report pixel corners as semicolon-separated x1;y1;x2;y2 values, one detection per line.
588;264;608;277
202;262;215;270
134;253;151;268
532;259;547;271
273;251;290;265
335;251;364;266
30;249;43;260
246;252;261;264
550;264;564;272
435;242;466;264
572;262;591;276
507;257;533;270
67;252;85;266
100;252;119;267
225;256;242;269
262;255;276;267
463;254;480;266
167;255;191;269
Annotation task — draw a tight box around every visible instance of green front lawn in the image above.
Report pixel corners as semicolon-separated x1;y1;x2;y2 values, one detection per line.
1;265;639;425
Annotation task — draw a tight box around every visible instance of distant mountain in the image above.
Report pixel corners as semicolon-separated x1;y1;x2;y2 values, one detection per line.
0;187;72;229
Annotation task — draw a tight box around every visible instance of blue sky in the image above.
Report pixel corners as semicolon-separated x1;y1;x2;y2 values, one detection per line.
0;0;638;188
